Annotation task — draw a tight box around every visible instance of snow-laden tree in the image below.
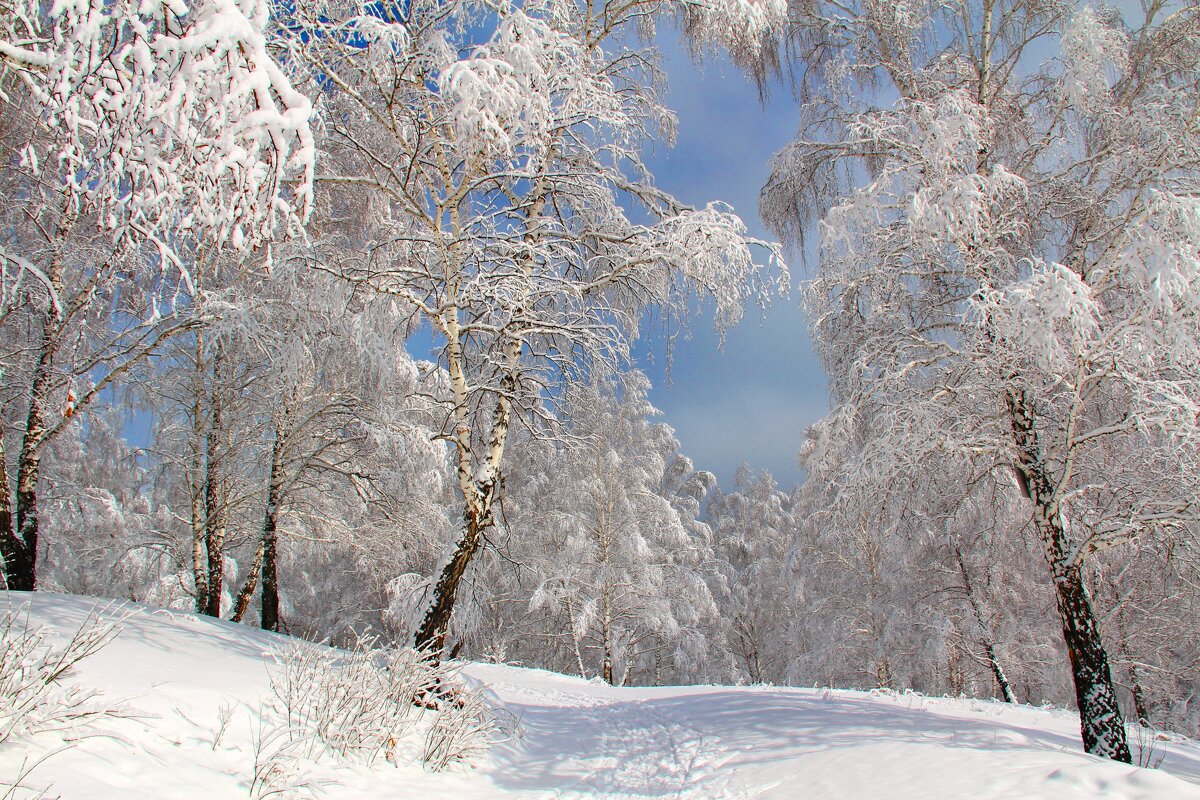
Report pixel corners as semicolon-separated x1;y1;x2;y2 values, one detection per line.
283;0;786;655
763;0;1200;761
794;419;1068;702
1092;533;1200;735
32;408;175;599
706;465;800;684
465;373;720;684
135;252;453;628
230;261;452;632
0;0;314;590
0;0;314;259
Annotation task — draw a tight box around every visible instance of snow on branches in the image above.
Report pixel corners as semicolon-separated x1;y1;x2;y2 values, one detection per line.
765;0;1200;763
1060;5;1128;113
284;0;786;655
0;0;315;274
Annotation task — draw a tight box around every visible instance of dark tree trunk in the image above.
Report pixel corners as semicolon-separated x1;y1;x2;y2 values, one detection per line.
231;541;264;624
1008;389;1131;762
260;427;286;632
0;516;19;590
413;500;491;657
260;528;279;632
5;342;57;592
202;360;226;618
10;462;40;592
0;429;21;590
191;333;209;613
1052;565;1131;760
0;507;30;593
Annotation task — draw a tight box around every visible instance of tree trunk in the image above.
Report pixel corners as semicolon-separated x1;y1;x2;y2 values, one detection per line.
202;354;226;618
230;541;264;624
1129;661;1151;729
1008;389;1131;762
565;591;589;680
1;201;76;592
601;591;614;685
11;453;41;592
1052;565;1131;760
260;426;286;632
981;632;1016;704
0;423;20;590
954;541;1017;703
6;339;58;591
191;333;209;613
597;477;615;686
1122;627;1151;728
947;620;967;696
414;370;510;658
413;499;491;657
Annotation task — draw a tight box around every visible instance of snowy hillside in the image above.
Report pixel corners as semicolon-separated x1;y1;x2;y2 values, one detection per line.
3;593;1199;800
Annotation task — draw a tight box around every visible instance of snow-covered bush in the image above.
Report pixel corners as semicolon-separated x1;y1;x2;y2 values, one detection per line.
0;606;125;746
247;720;323;800
421;684;505;772
267;638;502;771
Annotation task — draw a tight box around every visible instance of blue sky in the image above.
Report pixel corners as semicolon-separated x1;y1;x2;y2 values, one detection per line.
402;27;829;490
633;30;826;490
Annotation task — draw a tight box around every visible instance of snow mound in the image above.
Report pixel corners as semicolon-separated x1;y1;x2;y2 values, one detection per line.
2;592;1199;799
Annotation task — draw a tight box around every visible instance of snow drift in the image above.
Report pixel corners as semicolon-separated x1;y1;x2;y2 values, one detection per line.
2;592;1198;799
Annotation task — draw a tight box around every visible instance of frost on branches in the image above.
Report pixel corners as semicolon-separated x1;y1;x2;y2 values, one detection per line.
0;0;315;592
513;374;720;686
285;0;786;658
763;0;1200;762
0;0;315;268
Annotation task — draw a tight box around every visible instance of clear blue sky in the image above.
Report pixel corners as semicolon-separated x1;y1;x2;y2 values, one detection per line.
633;29;827;490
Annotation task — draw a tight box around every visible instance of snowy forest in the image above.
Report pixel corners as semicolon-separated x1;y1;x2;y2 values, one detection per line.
1;0;1199;781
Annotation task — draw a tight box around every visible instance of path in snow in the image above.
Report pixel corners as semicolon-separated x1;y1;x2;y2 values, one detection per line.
4;593;1200;800
469;663;1200;799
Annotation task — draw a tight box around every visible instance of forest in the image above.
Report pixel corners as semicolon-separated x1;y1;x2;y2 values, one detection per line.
1;0;1198;777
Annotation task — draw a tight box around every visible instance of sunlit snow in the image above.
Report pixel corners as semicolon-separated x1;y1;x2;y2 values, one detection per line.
3;593;1199;799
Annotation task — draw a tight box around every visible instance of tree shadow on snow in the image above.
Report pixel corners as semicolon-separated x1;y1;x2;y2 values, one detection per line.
486;686;1200;796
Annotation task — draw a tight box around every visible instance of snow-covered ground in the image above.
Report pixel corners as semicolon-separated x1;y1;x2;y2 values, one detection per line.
3;592;1199;799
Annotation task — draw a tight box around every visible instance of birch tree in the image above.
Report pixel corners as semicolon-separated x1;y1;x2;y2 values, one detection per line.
763;0;1200;761
285;0;785;656
461;373;719;684
707;465;800;684
0;0;314;590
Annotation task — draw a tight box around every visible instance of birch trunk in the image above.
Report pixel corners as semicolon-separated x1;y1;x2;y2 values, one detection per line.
0;429;12;588
413;499;493;655
953;540;1017;703
191;333;209;612
1008;388;1131;762
231;541;265;624
202;347;227;618
411;333;509;656
5;321;60;591
260;425;286;632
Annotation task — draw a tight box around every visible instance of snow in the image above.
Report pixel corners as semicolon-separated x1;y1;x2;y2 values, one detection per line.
4;592;1200;799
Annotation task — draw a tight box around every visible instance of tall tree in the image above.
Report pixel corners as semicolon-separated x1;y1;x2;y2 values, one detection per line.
0;0;314;589
764;0;1200;761
284;0;786;656
707;465;800;684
